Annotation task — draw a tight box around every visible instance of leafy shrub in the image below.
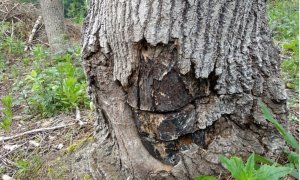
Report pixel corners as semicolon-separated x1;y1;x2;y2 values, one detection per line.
19;45;89;117
0;95;13;131
195;102;299;180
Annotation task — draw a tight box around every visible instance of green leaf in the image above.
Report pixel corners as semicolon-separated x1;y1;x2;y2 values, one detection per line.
254;154;277;166
1;95;12;108
259;102;299;152
16;159;29;169
244;153;255;179
255;165;292;180
31;70;37;77
288;151;299;166
220;155;245;179
195;176;218;180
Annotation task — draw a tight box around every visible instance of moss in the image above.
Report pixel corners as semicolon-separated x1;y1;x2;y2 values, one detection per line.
82;174;93;180
65;136;95;154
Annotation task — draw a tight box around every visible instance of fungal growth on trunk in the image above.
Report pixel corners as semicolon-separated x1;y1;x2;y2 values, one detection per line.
74;0;288;179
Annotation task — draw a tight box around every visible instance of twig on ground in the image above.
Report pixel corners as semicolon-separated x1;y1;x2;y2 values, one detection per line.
1;142;26;158
76;106;86;126
0;123;76;142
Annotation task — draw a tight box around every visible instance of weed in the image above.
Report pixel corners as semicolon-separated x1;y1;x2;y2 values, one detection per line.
195;102;299;180
196;153;292;180
15;155;43;179
2;36;24;55
19;45;89;117
259;102;299;178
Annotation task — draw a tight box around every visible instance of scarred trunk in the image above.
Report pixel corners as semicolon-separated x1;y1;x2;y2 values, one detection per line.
74;0;287;179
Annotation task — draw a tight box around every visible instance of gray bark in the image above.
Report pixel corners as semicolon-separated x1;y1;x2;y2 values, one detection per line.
74;0;287;179
40;0;69;53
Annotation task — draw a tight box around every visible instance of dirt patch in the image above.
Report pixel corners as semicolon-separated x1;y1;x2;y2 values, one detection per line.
0;110;94;178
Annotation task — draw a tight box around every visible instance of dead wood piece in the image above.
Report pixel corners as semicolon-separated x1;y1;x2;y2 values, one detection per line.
0;123;76;142
24;15;42;51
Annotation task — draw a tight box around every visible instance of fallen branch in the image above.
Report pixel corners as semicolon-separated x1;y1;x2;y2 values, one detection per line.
24;15;42;51
0;123;76;142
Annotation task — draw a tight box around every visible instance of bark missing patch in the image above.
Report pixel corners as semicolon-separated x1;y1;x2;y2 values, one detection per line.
126;41;216;165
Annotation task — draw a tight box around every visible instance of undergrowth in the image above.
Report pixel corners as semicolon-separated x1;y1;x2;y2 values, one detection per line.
0;20;90;121
15;45;89;117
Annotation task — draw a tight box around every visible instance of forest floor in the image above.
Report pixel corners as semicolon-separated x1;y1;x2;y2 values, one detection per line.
0;1;95;178
0;1;299;179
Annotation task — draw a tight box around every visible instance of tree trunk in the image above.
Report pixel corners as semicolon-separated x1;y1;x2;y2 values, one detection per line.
77;0;287;179
40;0;69;53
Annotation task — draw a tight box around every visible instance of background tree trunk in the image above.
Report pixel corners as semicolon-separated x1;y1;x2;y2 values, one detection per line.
75;0;287;179
40;0;69;53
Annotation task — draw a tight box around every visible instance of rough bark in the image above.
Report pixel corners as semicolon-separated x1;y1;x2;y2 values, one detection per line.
40;0;69;53
75;0;288;179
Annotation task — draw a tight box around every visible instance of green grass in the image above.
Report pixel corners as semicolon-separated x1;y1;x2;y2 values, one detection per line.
267;0;299;91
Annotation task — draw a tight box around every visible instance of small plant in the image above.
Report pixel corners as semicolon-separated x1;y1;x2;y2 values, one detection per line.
196;153;292;180
2;36;24;55
15;155;43;179
195;102;299;180
32;45;48;62
259;102;299;178
0;95;13;131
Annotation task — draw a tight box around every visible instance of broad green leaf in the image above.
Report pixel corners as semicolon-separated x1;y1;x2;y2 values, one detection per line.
195;176;218;180
255;165;292;180
260;102;299;152
220;155;245;179
244;153;255;179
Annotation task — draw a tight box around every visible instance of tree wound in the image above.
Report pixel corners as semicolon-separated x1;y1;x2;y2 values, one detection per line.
127;42;212;164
